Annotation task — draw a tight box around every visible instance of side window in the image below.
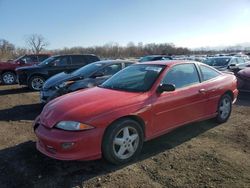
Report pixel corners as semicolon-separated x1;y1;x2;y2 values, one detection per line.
38;55;49;62
162;64;200;89
85;55;99;63
53;57;68;66
237;58;244;64
230;58;237;65
152;56;164;61
22;55;38;63
71;56;86;65
101;64;122;76
125;63;133;67
200;65;220;81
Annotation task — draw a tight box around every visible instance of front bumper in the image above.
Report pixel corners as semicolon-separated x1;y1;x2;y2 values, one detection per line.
34;124;104;161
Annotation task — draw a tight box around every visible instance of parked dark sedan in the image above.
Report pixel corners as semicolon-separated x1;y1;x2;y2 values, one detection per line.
16;54;100;90
40;60;134;103
236;67;250;92
202;56;246;71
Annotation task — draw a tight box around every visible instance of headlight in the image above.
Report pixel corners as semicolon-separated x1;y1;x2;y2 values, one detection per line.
56;81;75;89
55;121;94;131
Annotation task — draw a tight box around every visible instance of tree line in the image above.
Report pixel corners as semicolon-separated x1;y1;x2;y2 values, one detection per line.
1;34;249;61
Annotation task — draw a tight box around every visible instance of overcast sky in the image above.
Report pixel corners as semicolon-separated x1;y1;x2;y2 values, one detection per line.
0;0;250;49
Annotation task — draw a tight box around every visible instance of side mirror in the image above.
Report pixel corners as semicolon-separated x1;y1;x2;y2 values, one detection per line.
228;64;238;70
157;83;175;93
91;72;104;78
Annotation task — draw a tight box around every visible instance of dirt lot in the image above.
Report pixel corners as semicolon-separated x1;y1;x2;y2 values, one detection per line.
0;85;249;188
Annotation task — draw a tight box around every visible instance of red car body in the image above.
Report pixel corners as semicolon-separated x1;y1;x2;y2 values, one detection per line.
34;61;238;161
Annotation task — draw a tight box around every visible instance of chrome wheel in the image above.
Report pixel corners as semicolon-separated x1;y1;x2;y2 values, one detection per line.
113;126;139;160
219;97;231;120
2;72;16;84
31;77;44;90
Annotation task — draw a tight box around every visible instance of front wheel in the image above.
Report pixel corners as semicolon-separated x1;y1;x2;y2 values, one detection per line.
1;72;16;85
102;119;144;165
216;94;232;123
28;76;45;91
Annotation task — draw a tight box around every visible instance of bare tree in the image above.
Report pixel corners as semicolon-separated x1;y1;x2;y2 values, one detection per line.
25;34;49;54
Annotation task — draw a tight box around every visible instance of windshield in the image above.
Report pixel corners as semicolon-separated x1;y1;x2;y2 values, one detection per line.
72;62;105;76
14;55;25;62
38;56;56;66
100;64;165;92
203;58;231;66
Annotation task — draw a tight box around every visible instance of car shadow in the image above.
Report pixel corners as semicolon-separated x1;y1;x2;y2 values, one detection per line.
0;86;35;95
235;91;250;107
0;86;35;96
0;103;43;121
0;119;219;188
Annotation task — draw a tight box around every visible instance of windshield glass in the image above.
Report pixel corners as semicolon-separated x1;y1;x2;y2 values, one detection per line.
72;62;105;76
139;56;158;62
203;58;230;66
100;64;165;92
38;56;57;66
14;55;25;62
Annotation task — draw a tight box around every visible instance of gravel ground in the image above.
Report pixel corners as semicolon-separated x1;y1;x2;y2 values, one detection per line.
0;85;249;188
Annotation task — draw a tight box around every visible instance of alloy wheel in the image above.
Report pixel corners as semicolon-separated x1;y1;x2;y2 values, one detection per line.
219;97;231;120
113;126;139;160
2;72;16;84
31;77;44;90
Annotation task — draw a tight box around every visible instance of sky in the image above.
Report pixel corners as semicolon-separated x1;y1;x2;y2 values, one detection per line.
0;0;250;49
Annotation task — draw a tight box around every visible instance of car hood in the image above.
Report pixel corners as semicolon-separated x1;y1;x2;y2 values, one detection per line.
39;87;146;128
16;64;40;71
43;72;79;89
237;68;250;80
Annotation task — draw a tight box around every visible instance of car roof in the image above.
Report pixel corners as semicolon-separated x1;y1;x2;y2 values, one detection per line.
93;60;135;65
138;60;199;66
208;56;234;59
142;55;170;57
51;54;98;58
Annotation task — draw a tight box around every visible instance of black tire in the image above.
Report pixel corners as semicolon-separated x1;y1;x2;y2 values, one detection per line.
215;94;232;123
1;71;16;85
102;118;144;165
28;76;45;91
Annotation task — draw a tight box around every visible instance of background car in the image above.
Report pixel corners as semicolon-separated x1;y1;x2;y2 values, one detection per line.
138;55;172;62
16;54;100;90
202;56;246;71
236;67;250;92
34;60;238;165
0;54;50;85
40;60;134;103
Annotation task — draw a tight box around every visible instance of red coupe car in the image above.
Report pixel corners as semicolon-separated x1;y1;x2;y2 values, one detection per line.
34;61;238;164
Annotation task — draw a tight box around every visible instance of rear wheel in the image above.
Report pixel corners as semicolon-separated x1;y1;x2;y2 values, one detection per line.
216;94;232;123
102;119;144;165
28;76;45;91
1;72;16;85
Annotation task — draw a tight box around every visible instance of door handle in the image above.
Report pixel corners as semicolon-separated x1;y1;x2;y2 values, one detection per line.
199;89;206;93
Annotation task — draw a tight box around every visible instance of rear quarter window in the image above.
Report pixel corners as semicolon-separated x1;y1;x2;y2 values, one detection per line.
200;65;221;81
85;55;100;63
71;55;87;65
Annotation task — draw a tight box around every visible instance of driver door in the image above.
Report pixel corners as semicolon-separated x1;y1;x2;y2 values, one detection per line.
47;56;71;77
151;63;207;134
